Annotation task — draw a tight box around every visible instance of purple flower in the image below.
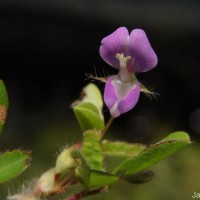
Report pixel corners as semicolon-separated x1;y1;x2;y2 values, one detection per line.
99;27;158;117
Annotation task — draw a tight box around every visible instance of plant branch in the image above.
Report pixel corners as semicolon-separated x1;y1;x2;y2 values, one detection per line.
65;187;105;200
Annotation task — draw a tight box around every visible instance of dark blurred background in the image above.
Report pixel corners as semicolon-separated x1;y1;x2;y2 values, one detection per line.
0;0;200;199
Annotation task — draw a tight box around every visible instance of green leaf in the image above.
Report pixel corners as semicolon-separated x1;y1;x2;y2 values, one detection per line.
161;131;190;141
124;170;154;184
102;140;146;158
89;170;118;187
81;130;104;171
0;150;30;183
73;102;104;131
113;131;191;176
0;80;9;133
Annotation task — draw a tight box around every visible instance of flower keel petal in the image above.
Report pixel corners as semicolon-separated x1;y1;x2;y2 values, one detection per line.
104;77;118;111
118;82;140;114
104;76;140;117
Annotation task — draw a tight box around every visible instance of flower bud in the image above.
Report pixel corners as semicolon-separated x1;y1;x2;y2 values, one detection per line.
7;194;37;200
55;147;75;174
35;168;55;193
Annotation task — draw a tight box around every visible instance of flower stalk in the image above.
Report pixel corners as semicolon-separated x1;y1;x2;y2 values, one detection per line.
101;116;114;138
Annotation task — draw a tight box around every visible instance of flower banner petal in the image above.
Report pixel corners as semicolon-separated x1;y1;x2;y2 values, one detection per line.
129;29;158;72
100;27;129;69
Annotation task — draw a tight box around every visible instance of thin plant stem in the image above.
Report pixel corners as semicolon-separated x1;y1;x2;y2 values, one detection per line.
65;187;105;200
101;116;114;138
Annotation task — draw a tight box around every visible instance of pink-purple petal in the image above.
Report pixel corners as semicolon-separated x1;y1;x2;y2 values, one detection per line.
118;82;140;114
104;77;118;110
99;27;129;69
104;76;140;117
129;29;158;72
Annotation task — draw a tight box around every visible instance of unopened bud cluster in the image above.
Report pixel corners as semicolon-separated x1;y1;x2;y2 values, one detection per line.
8;144;80;199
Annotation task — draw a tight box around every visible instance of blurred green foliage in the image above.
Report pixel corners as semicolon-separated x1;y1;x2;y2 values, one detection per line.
0;80;31;185
0;119;199;200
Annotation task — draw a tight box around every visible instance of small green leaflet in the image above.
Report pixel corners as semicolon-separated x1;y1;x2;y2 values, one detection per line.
73;102;104;131
81;130;103;171
0;150;31;184
102;140;146;158
113;131;191;176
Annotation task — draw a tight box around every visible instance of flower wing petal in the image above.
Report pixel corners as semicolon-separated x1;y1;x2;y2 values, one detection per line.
104;77;118;111
129;29;158;72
